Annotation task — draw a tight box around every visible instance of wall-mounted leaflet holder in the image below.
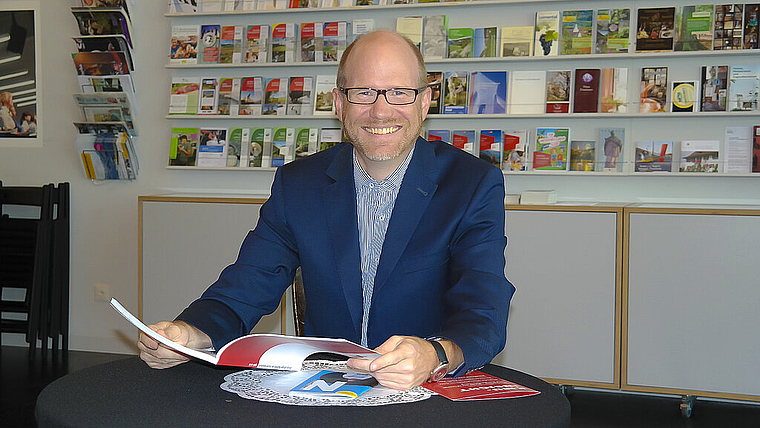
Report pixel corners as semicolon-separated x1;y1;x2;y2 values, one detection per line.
73;121;139;181
73;92;136;137
71;1;137;182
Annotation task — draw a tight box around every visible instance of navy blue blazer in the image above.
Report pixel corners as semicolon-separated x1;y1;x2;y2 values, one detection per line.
177;137;515;373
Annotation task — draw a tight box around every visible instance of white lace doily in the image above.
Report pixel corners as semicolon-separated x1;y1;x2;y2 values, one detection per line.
220;369;433;406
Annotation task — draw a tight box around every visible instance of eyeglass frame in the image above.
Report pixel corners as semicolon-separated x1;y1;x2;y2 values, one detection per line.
338;86;429;105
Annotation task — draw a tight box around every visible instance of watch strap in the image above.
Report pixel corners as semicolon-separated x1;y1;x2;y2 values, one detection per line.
428;338;448;365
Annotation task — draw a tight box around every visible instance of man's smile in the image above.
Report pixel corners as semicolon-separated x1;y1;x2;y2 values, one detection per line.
362;126;401;135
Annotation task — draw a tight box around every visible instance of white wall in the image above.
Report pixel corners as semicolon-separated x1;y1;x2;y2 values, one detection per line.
0;0;759;354
0;0;278;353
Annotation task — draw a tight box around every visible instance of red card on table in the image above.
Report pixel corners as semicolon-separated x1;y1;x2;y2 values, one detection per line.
423;370;541;401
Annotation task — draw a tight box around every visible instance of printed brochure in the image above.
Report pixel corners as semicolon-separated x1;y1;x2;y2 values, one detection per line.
111;298;378;371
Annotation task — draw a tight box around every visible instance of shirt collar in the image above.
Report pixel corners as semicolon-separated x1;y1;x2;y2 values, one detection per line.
353;144;416;190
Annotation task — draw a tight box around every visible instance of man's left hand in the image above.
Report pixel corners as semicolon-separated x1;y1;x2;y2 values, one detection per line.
346;335;462;390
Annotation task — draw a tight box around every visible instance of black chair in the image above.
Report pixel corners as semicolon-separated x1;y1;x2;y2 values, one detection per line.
0;182;55;360
47;183;70;361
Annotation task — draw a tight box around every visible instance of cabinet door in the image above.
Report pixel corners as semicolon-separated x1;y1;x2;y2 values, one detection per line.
493;209;619;388
140;199;290;334
625;212;760;399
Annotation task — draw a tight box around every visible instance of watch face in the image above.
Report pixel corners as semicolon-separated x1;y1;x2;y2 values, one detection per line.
430;364;448;382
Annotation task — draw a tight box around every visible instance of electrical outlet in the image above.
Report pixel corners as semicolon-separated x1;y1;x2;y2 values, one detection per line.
94;283;110;302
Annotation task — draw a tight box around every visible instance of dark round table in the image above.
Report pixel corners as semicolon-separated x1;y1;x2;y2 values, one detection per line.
36;357;570;427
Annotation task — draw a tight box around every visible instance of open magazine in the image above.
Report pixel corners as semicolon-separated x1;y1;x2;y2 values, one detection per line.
111;298;378;371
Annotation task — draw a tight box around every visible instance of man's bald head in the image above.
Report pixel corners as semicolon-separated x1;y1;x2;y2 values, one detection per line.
336;30;427;89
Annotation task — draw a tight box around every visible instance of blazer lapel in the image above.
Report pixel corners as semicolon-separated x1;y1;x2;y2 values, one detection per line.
323;144;363;338
372;138;439;296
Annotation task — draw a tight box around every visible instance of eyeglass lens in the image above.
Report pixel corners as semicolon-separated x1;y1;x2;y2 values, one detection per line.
346;88;418;105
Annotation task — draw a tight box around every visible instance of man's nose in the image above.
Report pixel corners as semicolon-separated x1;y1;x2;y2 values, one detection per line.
369;93;394;118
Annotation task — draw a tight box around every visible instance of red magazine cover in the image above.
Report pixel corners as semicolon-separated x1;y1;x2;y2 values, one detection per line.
423;371;541;401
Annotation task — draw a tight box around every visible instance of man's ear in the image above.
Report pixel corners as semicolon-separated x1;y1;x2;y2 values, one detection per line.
332;87;344;122
420;87;432;121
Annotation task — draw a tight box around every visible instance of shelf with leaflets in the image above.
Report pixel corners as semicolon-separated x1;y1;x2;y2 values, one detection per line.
165;111;759;120
164;0;548;18
165;0;760;178
427;111;760;118
166;62;340;69
426;49;760;62
165;48;760;69
166;114;340;119
163;166;760;175
501;170;760;178
166;165;279;171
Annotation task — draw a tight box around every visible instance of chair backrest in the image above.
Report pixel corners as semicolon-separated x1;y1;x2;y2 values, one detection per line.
0;182;55;344
48;183;71;342
292;266;305;337
0;184;52;218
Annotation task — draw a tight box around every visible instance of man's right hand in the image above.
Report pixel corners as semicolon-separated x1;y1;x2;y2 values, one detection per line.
137;321;212;369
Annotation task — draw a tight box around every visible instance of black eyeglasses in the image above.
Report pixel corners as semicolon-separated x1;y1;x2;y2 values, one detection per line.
339;87;427;105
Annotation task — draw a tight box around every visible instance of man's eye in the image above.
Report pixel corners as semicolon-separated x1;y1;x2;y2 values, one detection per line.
356;90;373;97
390;90;407;97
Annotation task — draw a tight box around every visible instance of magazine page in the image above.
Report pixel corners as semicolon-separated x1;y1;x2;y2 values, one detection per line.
217;335;376;370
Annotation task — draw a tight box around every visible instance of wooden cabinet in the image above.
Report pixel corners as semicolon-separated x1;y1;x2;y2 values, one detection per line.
623;204;760;401
493;204;623;389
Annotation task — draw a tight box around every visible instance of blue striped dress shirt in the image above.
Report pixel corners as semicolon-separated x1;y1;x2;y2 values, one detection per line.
353;146;415;346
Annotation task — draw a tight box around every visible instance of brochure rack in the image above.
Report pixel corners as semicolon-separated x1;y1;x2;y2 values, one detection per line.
70;1;139;181
165;0;759;176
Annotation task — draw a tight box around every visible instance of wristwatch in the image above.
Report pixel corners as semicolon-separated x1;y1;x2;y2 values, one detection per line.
427;338;449;382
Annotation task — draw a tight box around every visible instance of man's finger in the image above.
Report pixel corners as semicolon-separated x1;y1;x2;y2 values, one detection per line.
368;350;408;372
138;332;159;350
373;336;403;354
162;323;186;342
346;356;374;372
